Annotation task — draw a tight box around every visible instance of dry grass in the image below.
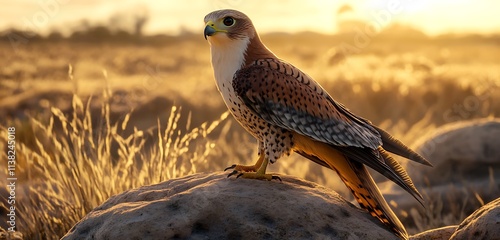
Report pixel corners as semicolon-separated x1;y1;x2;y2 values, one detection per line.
0;31;499;238
0;90;227;239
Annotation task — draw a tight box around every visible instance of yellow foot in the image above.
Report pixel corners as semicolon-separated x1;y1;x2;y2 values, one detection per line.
228;171;281;181
224;164;259;172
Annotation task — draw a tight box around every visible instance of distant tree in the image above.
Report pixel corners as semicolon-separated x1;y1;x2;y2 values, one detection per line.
47;31;64;41
87;26;113;40
133;12;148;36
337;4;353;16
69;25;112;42
335;4;363;34
108;5;149;37
2;28;42;51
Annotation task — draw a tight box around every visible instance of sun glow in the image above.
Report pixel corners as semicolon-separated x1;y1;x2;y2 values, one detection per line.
1;0;499;36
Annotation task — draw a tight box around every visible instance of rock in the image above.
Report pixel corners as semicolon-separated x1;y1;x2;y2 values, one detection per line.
385;119;500;230
450;197;500;239
412;118;500;188
409;226;457;240
62;172;399;240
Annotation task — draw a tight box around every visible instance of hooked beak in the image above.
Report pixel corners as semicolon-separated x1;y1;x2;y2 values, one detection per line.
204;25;216;40
204;20;227;40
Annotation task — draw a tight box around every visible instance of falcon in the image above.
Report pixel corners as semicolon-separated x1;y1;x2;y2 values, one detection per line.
204;9;432;239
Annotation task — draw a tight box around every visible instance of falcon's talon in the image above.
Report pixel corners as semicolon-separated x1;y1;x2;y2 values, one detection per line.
224;164;237;171
232;172;280;181
223;163;259;172
227;170;239;178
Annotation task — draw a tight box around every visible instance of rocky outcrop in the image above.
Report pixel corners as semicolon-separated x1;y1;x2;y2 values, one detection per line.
409;226;457;240
412;118;500;188
62;172;400;239
386;119;500;227
450;198;500;239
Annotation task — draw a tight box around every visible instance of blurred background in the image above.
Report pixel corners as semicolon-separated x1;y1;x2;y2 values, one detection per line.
1;0;499;239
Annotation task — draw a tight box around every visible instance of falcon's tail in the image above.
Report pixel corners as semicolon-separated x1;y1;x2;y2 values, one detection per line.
373;125;432;167
340;160;408;240
293;134;409;239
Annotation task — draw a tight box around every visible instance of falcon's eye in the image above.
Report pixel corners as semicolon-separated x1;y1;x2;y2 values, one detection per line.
223;17;235;26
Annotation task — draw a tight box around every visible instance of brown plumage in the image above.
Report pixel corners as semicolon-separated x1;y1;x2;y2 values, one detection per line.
204;9;432;240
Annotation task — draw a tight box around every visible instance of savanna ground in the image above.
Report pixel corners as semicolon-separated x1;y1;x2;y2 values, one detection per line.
1;25;500;239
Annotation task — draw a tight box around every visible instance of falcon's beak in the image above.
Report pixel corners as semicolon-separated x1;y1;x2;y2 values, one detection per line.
204;21;226;40
204;25;216;40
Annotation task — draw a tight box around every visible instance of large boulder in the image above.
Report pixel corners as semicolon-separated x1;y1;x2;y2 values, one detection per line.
62;172;400;239
386;119;500;229
411;118;500;188
409;226;457;240
450;197;500;239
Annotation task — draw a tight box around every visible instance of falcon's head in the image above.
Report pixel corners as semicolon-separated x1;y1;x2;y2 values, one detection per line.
204;9;275;76
204;9;257;46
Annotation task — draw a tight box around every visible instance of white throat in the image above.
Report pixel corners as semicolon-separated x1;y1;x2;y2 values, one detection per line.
208;36;250;93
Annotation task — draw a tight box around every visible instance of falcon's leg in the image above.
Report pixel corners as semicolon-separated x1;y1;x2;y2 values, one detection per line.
224;152;264;172
227;130;290;181
227;141;282;181
235;157;281;181
225;141;265;173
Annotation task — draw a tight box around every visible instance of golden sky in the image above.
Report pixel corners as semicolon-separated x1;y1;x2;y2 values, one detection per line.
2;0;499;36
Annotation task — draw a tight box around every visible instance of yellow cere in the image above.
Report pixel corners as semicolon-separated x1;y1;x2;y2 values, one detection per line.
205;20;228;33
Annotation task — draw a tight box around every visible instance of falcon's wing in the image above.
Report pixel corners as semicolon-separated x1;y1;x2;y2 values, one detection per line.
234;58;426;205
233;58;382;150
